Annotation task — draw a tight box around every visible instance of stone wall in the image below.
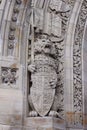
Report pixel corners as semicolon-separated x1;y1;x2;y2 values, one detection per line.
0;0;87;130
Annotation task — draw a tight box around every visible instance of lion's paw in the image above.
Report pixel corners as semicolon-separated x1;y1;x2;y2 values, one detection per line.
29;111;38;117
49;111;62;119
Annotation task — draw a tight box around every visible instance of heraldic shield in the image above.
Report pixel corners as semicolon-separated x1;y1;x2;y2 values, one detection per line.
30;70;57;116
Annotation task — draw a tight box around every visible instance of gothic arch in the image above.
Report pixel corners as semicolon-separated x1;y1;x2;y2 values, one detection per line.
82;19;87;128
65;0;87;128
21;0;87;120
0;0;87;129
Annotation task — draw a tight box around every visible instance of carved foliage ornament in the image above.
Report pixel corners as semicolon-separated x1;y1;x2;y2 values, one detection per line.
73;0;87;125
1;67;17;85
8;0;21;51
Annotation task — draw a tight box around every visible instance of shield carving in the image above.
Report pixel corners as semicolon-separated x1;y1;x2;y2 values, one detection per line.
31;71;56;116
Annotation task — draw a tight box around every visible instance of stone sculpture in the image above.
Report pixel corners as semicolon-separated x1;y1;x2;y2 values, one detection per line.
28;34;58;117
27;0;70;117
1;67;17;85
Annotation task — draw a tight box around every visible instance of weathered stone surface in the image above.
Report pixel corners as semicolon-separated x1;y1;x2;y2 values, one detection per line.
27;0;70;118
0;0;87;130
31;72;55;116
24;117;65;130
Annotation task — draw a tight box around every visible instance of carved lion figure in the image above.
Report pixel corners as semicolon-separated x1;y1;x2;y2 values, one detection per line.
28;35;62;118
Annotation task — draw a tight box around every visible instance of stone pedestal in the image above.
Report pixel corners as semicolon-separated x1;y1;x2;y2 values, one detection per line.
24;117;65;130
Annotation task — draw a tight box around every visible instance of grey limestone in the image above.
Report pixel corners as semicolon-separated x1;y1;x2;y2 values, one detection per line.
0;0;87;130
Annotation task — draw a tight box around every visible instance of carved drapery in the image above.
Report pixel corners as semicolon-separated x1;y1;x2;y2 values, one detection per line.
73;0;87;125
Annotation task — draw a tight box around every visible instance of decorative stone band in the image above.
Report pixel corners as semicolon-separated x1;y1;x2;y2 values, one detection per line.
8;0;22;51
73;0;87;126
